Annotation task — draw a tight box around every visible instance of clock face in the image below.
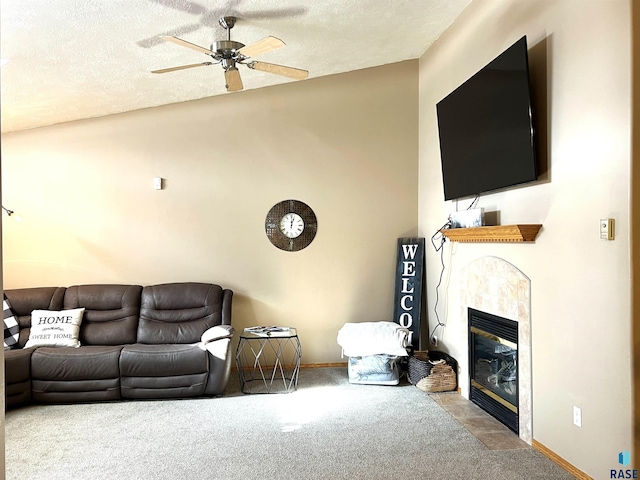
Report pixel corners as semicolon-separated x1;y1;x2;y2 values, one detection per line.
280;213;304;239
265;200;318;252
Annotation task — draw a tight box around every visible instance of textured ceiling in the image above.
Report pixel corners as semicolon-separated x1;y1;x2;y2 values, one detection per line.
0;0;471;134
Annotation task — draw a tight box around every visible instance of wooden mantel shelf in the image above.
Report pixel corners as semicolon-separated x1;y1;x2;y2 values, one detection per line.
441;224;543;243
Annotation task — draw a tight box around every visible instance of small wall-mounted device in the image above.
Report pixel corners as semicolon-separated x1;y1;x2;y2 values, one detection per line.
600;218;615;240
153;177;164;190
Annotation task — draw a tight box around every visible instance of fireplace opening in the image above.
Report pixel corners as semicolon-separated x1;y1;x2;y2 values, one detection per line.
468;308;519;434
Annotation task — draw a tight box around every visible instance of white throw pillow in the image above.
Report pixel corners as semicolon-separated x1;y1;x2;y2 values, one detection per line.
25;308;85;348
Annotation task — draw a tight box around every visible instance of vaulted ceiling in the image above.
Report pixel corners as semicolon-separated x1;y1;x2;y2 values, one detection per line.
0;0;471;133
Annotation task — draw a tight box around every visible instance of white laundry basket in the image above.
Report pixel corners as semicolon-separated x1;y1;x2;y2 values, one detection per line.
347;354;401;385
337;321;409;385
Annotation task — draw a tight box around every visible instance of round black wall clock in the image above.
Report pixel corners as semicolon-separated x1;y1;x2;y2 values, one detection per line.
265;200;318;252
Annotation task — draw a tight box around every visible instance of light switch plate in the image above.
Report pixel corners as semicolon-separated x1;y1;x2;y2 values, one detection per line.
600;218;614;240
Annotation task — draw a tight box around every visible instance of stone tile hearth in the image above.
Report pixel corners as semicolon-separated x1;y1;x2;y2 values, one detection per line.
430;392;529;451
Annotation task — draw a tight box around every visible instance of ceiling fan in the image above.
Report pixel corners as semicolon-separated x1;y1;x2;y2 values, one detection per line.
151;16;308;93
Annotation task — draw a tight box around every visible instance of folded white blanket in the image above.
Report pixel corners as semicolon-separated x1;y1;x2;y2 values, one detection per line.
337;321;410;357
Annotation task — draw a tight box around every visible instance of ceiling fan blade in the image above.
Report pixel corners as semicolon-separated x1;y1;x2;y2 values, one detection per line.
237;36;285;58
151;62;212;74
248;61;309;80
225;68;244;92
160;36;213;55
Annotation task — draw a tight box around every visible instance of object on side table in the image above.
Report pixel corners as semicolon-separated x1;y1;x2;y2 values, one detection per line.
244;325;291;337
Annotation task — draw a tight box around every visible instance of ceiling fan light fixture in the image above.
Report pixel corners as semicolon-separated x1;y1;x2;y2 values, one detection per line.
222;58;237;70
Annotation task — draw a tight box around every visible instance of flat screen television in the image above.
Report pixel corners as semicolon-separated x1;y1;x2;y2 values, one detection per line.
436;36;537;201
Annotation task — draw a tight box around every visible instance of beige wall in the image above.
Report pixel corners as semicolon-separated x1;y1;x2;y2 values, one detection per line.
1;61;419;364
419;0;631;478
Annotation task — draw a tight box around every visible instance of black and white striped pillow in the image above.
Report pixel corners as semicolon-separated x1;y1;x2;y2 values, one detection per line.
3;294;19;349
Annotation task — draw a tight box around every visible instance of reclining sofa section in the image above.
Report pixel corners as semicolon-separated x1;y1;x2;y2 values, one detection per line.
4;282;234;409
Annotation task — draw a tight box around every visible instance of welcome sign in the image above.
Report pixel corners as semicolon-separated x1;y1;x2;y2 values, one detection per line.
392;237;425;350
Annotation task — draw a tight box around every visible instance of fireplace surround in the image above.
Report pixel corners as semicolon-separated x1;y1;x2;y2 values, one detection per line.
458;256;532;444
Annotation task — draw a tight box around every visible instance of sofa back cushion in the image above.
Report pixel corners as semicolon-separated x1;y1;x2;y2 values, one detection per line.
4;287;66;348
64;285;142;345
138;283;224;344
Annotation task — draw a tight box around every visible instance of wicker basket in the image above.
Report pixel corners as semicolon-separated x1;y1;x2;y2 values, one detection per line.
408;351;458;393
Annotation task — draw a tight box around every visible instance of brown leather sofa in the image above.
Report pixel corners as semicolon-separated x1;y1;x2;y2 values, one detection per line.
4;282;234;409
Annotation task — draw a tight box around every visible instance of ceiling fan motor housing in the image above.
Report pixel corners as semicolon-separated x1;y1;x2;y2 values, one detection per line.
213;40;245;58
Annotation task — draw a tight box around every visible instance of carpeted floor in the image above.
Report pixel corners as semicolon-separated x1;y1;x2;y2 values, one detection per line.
5;368;574;480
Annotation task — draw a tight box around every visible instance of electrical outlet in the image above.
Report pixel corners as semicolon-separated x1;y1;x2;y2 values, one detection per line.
573;406;582;427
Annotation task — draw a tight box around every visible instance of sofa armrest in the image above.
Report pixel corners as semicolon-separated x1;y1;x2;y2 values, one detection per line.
201;324;235;344
221;289;233;326
201;327;234;396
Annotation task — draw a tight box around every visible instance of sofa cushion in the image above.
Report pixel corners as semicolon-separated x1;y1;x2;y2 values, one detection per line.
32;345;123;380
31;345;124;403
24;308;85;348
5;348;34;408
5;348;33;384
138;283;224;344
120;343;208;398
4;287;65;348
64;285;142;345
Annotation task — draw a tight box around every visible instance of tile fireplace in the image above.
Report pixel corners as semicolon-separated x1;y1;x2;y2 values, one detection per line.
458;256;532;444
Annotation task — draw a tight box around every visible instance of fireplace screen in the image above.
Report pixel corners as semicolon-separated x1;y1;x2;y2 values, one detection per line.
468;308;519;433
